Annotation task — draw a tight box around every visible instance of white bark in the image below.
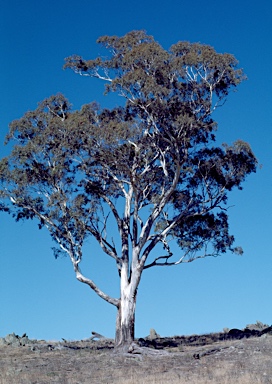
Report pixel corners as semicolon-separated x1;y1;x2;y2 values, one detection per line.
115;259;141;346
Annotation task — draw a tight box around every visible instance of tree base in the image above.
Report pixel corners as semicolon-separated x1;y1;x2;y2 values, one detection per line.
113;341;170;357
112;341;138;354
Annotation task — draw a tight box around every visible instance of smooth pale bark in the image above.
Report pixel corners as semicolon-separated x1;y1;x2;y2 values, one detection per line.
115;294;136;348
115;262;140;348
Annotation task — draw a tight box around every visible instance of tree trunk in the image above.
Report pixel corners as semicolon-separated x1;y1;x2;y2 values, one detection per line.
115;287;137;349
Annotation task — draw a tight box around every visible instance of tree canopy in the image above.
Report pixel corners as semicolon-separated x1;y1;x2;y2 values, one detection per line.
0;31;257;349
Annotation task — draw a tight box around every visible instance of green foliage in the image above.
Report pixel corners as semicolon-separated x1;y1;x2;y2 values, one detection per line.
0;30;257;274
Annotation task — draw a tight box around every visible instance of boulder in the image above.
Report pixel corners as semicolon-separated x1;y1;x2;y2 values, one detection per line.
148;328;160;340
5;333;19;345
0;333;32;347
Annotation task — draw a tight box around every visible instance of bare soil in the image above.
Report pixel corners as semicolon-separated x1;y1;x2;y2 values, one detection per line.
1;332;272;383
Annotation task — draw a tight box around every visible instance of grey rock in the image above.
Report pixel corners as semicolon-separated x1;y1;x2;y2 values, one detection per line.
5;333;19;345
20;336;30;346
149;328;160;340
10;340;21;347
0;332;33;347
0;337;7;346
246;322;270;331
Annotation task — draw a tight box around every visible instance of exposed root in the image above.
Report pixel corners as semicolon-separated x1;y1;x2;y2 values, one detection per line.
112;342;171;357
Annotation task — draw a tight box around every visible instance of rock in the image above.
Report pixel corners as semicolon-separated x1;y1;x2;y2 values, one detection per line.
246;322;270;331
0;333;33;347
20;336;30;346
149;328;160;340
5;333;19;345
11;340;21;347
0;338;7;346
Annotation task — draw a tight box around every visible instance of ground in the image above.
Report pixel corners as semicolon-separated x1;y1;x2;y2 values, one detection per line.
1;329;272;383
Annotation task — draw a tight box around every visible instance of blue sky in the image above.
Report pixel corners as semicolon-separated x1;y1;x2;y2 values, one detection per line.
0;0;272;341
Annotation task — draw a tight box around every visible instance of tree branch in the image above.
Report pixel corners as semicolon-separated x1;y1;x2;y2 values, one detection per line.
74;265;119;307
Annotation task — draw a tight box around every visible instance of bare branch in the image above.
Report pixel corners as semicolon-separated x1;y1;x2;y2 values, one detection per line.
74;266;119;307
144;247;221;269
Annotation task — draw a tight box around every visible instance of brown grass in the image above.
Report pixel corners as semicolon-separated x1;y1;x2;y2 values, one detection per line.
1;335;272;384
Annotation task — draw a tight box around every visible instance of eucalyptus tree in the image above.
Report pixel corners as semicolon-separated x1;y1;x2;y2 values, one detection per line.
0;31;257;350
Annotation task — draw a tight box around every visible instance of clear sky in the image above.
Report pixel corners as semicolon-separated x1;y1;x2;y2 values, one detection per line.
0;0;272;341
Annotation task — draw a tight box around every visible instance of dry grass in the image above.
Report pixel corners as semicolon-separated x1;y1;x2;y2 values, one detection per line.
1;335;272;384
0;364;267;384
117;371;266;384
